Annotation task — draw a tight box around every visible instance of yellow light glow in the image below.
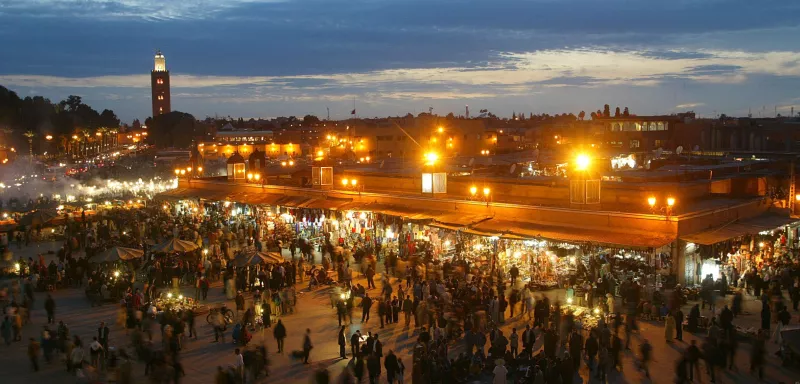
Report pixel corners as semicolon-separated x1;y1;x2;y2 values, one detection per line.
96;132;102;136
187;167;192;172
174;169;180;175
424;152;439;165
113;271;120;277
167;293;173;299
72;135;78;139
483;187;490;196
289;160;294;166
593;307;600;315
647;196;656;207
281;161;287;166
342;178;349;186
178;295;184;300
45;135;53;140
351;179;357;186
437;126;444;133
366;156;370;161
197;167;203;172
444;240;451;247
759;242;765;248
575;154;591;171
254;173;260;181
247;173;253;180
796;194;800;201
470;186;478;195
567;297;573;304
180;169;185;175
667;197;675;207
163;205;168;209
317;150;324;157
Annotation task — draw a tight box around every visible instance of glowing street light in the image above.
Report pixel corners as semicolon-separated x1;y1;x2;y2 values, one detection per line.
424;152;439;166
437;126;444;133
667;197;676;207
470;186;478;196
647;196;656;207
342;178;349;186
483;187;491;196
45;135;53;140
575;154;591;171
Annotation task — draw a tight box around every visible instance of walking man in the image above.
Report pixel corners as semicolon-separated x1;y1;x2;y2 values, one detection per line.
338;326;347;359
274;319;286;353
302;328;313;364
44;295;55;324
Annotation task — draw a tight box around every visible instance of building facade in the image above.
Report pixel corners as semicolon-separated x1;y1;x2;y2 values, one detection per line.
150;50;171;117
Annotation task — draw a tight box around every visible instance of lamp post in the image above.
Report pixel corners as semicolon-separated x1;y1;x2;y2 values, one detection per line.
469;185;492;206
647;196;676;218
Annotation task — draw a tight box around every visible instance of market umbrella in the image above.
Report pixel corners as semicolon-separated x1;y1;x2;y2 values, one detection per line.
234;251;283;267
262;252;284;264
97;246;144;262
151;238;199;253
18;209;58;227
234;252;269;267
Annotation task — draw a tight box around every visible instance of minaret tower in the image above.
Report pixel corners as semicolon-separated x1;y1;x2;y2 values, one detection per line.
150;50;171;117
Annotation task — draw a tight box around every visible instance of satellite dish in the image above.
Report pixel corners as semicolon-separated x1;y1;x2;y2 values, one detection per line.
655;148;663;158
676;146;684;155
468;158;475;167
510;164;517;174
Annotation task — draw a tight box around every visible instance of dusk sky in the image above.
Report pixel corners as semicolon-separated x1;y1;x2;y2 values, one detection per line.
1;0;800;122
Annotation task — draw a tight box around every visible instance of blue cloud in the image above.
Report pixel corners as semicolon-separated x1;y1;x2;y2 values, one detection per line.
1;0;800;121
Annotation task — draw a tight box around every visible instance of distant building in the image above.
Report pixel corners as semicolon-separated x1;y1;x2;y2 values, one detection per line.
151;50;171;117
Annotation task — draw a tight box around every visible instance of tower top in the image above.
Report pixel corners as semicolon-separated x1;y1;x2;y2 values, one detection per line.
154;50;166;72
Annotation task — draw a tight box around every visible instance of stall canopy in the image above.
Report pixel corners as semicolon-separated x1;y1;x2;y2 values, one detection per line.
225;191;284;205
97;246;144;262
152;238;200;253
429;213;491;229
274;195;314;208
470;219;674;249
235;250;284;267
681;213;797;245
298;196;352;210
156;188;231;202
18;209;58;227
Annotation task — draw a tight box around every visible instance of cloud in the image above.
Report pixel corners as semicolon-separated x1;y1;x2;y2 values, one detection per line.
3;48;800;93
676;103;705;109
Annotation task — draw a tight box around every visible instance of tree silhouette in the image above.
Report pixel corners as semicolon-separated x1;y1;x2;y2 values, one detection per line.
590;112;597;120
623;107;630;117
603;105;610;118
578;111;586;120
614;107;621;117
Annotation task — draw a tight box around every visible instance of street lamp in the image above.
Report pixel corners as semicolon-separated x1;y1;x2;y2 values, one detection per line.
575;154;591;171
424;152;439;166
647;196;656;208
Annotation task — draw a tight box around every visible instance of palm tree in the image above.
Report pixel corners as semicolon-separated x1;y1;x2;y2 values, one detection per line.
23;130;36;163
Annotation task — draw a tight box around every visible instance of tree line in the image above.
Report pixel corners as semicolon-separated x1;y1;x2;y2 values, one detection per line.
0;86;120;154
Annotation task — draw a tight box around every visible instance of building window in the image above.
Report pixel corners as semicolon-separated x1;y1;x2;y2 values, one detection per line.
649;122;657;131
654;139;664;148
159;107;163;113
156;78;164;85
630;139;640;149
657;122;665;131
157;95;164;100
